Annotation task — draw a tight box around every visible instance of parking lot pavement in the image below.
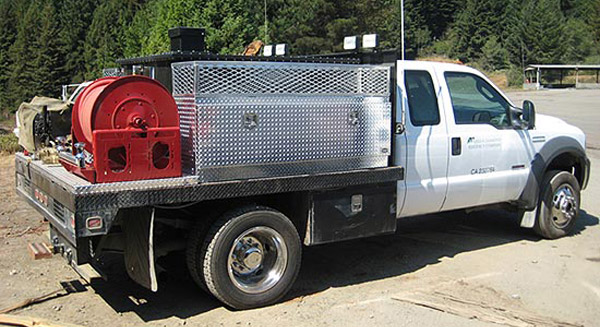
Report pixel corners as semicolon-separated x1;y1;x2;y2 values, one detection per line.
508;89;600;149
0;90;598;326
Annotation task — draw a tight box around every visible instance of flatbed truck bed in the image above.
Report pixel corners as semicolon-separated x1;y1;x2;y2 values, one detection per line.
15;151;404;253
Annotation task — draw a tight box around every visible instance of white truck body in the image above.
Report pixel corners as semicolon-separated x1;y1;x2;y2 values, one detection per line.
395;61;587;221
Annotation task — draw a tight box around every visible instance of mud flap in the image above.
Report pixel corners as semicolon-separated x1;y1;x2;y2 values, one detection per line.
520;207;538;228
121;207;157;292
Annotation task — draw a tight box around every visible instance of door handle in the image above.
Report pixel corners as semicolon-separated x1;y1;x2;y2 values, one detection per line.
451;137;461;156
395;123;405;134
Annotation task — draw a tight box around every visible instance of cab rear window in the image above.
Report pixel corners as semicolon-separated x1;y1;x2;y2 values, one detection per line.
404;70;440;126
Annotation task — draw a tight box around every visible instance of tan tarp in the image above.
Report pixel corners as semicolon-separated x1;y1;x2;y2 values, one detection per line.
16;96;71;153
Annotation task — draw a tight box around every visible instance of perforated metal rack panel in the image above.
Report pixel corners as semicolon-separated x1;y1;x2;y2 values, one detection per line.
102;67;123;77
172;61;392;181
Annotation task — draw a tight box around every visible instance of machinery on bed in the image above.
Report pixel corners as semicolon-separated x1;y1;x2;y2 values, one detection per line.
58;75;181;183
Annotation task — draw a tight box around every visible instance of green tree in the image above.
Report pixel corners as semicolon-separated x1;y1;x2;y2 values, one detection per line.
502;0;526;67
124;0;159;57
561;18;594;63
522;0;566;64
481;36;509;71
267;0;336;55
198;0;264;54
31;1;63;98
397;0;428;57
584;0;600;55
420;0;460;39
7;0;42;108
325;17;359;52
84;0;141;79
144;0;205;55
449;0;507;62
0;0;19;111
57;0;97;83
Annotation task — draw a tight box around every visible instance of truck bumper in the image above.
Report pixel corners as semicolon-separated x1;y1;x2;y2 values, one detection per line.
15;167;88;265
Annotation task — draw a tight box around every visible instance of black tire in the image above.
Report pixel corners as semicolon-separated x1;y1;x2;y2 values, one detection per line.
187;205;301;309
533;170;581;239
186;221;209;292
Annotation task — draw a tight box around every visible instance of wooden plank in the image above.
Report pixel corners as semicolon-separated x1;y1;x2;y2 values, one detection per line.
27;242;53;260
0;314;82;327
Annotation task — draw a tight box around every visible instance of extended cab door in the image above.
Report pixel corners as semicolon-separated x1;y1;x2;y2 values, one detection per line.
436;68;533;210
395;61;449;217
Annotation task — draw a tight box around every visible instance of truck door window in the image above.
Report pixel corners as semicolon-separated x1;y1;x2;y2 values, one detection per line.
444;72;511;128
404;70;440;126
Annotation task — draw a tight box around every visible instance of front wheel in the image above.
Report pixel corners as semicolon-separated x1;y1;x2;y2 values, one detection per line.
187;206;302;309
534;170;581;239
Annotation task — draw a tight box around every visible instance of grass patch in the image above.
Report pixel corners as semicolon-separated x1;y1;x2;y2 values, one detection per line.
0;133;20;154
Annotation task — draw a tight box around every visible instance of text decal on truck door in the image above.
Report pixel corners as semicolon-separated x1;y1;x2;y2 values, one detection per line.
466;136;501;149
471;166;496;175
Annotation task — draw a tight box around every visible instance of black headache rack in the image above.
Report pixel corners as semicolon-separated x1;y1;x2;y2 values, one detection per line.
116;51;363;93
115;27;402;91
116;49;401;92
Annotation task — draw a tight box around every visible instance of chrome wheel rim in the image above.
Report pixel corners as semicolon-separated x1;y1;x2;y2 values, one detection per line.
550;184;577;228
227;226;287;294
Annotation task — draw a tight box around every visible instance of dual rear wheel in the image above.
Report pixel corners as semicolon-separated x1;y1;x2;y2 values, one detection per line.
186;206;301;309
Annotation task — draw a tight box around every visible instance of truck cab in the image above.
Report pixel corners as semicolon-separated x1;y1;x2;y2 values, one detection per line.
396;61;589;235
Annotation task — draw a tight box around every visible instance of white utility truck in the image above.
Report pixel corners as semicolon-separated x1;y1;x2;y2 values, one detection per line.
15;29;589;309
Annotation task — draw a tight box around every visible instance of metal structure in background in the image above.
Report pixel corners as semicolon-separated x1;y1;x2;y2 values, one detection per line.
172;61;392;181
524;64;600;90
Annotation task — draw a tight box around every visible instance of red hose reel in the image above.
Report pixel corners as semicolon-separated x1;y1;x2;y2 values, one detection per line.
60;75;181;183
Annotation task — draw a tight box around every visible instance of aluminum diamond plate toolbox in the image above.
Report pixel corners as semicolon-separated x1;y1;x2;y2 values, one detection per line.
172;61;392;181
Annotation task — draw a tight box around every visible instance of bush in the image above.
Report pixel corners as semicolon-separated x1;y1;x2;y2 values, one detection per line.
584;55;600;64
421;38;454;60
481;36;509;71
506;65;524;87
0;133;20;154
466;60;486;73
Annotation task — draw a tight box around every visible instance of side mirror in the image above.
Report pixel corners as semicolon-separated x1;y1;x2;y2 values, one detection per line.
522;100;536;129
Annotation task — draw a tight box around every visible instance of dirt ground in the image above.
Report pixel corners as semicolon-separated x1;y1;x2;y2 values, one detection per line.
0;90;599;327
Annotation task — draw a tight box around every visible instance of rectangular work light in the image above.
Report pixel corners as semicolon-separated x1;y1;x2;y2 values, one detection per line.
275;44;288;56
362;34;379;49
263;45;273;57
343;36;359;50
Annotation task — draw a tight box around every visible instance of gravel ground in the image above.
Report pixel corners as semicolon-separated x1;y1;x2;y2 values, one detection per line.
0;89;598;327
